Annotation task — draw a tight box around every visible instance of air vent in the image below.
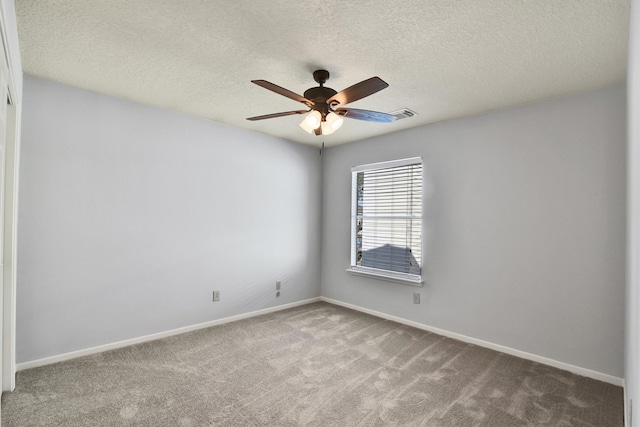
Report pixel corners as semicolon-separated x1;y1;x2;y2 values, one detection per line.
390;108;418;120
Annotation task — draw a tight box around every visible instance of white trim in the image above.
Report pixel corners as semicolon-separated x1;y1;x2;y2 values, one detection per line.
17;298;321;371
16;296;623;387
0;1;20;104
346;267;423;286
0;0;21;394
350;157;424;280
2;100;17;392
320;297;624;387
351;156;422;172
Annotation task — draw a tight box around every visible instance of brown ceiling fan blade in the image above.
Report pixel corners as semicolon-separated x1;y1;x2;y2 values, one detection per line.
335;108;396;123
246;110;309;121
251;80;315;106
326;77;389;106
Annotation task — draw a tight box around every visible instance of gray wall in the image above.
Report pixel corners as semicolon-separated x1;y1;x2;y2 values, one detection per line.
17;75;626;379
17;75;322;363
321;85;626;378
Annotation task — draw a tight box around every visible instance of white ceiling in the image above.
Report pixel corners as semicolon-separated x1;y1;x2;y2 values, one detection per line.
15;0;630;147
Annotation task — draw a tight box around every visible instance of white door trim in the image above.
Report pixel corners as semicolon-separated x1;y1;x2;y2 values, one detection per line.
0;0;22;393
2;99;18;392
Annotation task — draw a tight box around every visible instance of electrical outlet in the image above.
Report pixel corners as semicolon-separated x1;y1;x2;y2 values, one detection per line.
276;291;281;297
276;281;281;290
212;291;220;302
413;293;420;304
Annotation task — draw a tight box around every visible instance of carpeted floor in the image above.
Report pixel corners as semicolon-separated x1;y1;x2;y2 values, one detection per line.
1;302;624;426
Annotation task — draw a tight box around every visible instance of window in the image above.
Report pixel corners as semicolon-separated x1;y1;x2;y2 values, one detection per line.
348;157;423;285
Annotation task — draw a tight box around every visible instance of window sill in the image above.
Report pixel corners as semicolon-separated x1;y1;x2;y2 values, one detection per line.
346;267;423;287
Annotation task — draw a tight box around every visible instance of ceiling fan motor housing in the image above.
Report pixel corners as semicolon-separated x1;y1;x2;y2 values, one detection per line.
303;86;337;118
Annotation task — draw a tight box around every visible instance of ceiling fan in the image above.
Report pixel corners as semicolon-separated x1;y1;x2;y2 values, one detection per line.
246;70;396;136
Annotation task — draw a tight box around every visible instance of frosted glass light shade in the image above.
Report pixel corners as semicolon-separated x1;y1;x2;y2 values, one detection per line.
322;112;344;135
299;110;322;134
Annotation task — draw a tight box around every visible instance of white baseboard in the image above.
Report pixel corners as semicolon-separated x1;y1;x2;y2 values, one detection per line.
17;296;624;388
320;297;624;387
17;297;322;372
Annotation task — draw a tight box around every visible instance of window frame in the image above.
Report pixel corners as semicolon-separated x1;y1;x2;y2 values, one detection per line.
346;157;424;286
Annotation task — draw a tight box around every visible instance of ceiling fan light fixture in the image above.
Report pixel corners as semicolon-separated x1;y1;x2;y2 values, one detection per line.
300;110;322;133
320;122;333;135
299;121;314;134
326;112;344;130
320;112;344;135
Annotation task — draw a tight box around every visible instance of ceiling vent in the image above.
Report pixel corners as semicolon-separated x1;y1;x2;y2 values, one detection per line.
390;108;418;120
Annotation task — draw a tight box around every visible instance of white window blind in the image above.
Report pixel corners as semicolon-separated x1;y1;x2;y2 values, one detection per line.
349;157;423;284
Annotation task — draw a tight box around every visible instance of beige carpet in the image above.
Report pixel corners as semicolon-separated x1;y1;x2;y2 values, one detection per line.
1;302;624;426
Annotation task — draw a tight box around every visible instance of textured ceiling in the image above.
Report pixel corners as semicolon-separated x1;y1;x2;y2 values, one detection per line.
15;0;630;147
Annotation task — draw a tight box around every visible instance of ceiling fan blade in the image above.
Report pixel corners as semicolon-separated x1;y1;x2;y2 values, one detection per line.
326;77;389;106
335;108;396;123
251;80;315;106
246;110;309;121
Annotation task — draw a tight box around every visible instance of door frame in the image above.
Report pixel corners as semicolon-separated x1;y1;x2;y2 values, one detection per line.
0;0;22;393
